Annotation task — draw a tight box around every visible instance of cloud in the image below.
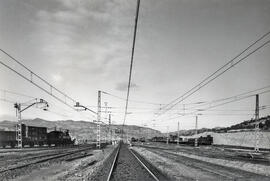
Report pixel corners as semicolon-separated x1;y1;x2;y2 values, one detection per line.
115;82;139;91
30;0;136;85
51;74;62;82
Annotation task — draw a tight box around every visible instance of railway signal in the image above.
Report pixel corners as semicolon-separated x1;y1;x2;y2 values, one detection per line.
14;99;49;148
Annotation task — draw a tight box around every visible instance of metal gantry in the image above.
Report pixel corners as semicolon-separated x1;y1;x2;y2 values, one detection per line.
14;99;49;148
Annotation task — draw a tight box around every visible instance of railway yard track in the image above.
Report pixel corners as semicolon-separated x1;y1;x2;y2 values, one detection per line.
136;145;270;180
0;145;98;180
106;143;170;181
138;143;270;165
0;142;269;180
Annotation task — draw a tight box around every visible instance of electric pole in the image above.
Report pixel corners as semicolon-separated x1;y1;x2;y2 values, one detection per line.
177;121;180;145
255;94;260;152
104;102;108;143
15;104;22;148
109;114;112;144
97;90;101;149
166;126;169;144
195;115;198;147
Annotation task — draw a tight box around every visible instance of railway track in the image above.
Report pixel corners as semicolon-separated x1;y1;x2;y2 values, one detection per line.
143;146;270;180
0;145;95;178
0;145;95;168
106;143;169;181
138;143;270;165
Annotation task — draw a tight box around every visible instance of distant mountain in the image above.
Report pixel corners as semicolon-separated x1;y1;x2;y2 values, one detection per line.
0;118;163;143
2;115;269;142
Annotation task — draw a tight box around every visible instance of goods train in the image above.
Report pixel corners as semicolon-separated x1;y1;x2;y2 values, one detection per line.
150;135;213;146
0;124;74;148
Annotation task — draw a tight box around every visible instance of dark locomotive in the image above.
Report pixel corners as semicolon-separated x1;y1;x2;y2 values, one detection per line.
0;124;74;148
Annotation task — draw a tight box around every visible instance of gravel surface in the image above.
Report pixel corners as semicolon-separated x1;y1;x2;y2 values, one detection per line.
110;144;156;181
134;146;270;181
136;142;270;165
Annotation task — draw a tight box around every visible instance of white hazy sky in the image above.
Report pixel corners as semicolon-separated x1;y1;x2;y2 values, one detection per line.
0;0;270;133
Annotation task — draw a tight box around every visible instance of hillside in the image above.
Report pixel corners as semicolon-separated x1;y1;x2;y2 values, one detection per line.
0;118;163;143
169;115;270;136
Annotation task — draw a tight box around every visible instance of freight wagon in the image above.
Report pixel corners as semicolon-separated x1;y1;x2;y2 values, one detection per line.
0;131;16;148
0;124;74;148
22;124;48;147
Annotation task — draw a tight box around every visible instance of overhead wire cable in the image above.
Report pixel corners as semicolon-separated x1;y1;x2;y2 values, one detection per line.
157;30;270;116
102;91;165;105
158;88;270;121
186;85;270;110
0;89;35;99
122;0;141;128
0;49;96;114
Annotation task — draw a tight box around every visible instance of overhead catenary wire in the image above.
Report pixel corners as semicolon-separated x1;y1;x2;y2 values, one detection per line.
157;30;270;116
102;90;205;106
122;0;141;129
162;89;270;121
102;91;166;105
0;89;35;99
151;85;270;122
0;49;96;115
186;84;270;110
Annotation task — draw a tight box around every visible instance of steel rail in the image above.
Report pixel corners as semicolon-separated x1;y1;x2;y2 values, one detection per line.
0;146;93;174
129;148;159;181
106;144;121;181
106;144;160;181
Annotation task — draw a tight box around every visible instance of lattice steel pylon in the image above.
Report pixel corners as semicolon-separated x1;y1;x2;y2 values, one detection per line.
254;94;260;152
15;104;22;148
97;90;101;149
195;116;198;147
177;121;180;145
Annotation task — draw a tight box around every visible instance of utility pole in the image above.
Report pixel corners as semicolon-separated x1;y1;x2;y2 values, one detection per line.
15;104;22;148
254;94;260;152
104;102;108;143
194;116;198;147
97;90;101;149
166;126;169;144
177;121;180;145
109;114;112;143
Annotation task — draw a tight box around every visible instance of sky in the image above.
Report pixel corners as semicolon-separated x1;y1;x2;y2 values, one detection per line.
0;0;270;133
